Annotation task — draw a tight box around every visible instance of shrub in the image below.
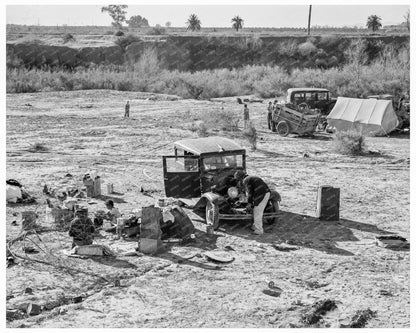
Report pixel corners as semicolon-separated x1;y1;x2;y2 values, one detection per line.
243;121;257;150
149;24;166;35
115;34;141;51
197;122;208;137
114;30;124;36
298;41;317;56
333;130;366;155
277;39;298;57
62;33;75;44
201;108;240;132
29;142;49;152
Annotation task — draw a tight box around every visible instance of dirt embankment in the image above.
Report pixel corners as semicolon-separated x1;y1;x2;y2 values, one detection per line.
7;35;409;71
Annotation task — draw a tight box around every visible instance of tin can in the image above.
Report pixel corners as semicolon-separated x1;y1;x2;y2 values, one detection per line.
107;183;113;194
157;198;164;207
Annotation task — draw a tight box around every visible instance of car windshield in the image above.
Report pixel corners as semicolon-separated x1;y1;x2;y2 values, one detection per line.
202;154;243;171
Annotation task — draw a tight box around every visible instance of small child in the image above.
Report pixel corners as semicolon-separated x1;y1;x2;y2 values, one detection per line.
105;199;121;226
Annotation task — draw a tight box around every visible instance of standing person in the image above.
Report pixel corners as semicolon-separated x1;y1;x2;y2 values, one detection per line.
267;101;273;130
243;104;250;129
124;101;130;118
234;170;270;235
69;208;95;248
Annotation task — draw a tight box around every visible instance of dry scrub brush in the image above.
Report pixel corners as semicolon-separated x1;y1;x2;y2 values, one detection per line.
6;41;409;99
333;130;366;155
243;121;257;150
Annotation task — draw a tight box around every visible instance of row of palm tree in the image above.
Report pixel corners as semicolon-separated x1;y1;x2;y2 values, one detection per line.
187;13;405;33
186;14;244;31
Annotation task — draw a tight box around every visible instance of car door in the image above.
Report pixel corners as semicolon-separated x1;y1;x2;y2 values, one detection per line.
162;155;201;198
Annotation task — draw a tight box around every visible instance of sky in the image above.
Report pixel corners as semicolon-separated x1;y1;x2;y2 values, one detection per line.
5;3;410;28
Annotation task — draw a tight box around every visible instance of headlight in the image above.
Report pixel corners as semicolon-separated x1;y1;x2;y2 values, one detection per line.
227;187;239;198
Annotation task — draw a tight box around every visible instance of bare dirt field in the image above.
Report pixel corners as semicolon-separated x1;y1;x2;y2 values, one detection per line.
5;90;410;328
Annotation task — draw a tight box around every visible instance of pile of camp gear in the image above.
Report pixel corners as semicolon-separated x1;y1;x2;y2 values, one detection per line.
6;179;36;204
82;172;102;198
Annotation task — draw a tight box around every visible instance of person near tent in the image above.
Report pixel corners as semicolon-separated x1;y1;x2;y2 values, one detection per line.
267;101;273;129
69;208;95;248
243;104;250;129
234;170;270;235
124;101;130;118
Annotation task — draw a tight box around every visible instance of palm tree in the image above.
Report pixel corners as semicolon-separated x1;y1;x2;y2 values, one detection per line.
186;14;201;31
231;15;244;32
403;10;410;32
366;15;382;32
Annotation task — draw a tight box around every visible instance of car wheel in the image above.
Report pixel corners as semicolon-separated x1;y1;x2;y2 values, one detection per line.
265;196;280;225
206;201;219;229
277;121;290;137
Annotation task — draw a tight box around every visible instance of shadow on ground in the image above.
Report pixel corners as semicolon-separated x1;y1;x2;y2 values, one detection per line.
214;210;393;256
96;194;127;204
157;232;227;270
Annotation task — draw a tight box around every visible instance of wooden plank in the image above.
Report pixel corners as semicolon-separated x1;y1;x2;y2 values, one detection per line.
219;212;281;220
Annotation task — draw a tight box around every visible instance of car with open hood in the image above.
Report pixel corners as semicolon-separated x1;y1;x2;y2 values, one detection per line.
162;136;281;229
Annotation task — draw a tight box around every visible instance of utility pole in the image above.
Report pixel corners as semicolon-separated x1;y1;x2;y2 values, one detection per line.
307;5;312;36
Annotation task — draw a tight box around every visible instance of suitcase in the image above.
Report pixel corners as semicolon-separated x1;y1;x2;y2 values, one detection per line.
316;186;340;221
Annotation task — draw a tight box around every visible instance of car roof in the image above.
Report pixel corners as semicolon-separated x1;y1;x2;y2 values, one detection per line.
174;136;245;155
288;88;329;94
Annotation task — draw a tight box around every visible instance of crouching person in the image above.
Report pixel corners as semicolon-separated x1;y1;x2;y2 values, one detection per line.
234;170;270;235
69;208;95;248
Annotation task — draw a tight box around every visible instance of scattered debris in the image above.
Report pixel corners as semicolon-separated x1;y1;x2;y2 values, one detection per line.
24;287;33;294
301;299;337;326
305;280;329;289
204;250;234;263
262;289;282;297
26;303;42;316
23;246;39;254
6;309;25;321
379;289;393;296
343;309;377;328
376;235;409;249
272;242;299;252
69;244;115;257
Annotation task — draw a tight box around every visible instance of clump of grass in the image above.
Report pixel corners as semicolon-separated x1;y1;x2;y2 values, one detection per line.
197;122;208;137
149;24;166;35
333;130;366;155
201;108;240;132
114;30;124;36
29;142;49;152
62;33;75;44
243;121;257;150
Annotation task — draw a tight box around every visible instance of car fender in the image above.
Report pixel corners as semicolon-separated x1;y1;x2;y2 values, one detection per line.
193;192;223;210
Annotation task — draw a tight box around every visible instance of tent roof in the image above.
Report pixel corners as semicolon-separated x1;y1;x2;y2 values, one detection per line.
327;97;393;125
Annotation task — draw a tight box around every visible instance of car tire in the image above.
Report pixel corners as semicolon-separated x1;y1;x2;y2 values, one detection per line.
277;121;290;137
206;201;219;230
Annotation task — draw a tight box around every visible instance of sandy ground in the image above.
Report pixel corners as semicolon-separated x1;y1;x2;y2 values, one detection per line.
5;90;410;328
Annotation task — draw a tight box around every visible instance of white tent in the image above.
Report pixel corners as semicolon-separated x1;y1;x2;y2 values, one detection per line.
326;97;399;136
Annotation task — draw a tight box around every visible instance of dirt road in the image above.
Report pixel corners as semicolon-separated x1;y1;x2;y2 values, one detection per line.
5;90;410;328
